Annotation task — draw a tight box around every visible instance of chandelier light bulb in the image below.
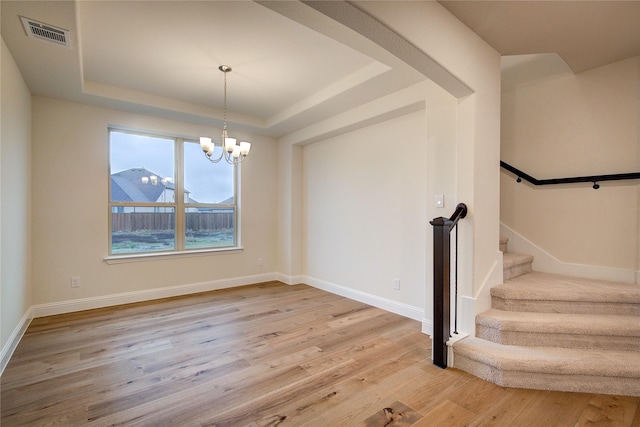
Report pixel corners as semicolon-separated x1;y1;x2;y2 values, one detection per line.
232;146;241;158
200;137;212;152
225;137;237;153
240;141;251;156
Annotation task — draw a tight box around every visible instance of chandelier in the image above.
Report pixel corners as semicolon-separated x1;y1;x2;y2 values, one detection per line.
199;65;251;164
141;175;171;186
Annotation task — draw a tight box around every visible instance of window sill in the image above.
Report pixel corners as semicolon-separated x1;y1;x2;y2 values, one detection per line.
104;247;243;264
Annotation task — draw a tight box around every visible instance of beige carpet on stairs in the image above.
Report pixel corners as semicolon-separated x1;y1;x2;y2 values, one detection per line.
452;270;640;397
454;337;640;396
492;272;640;315
476;309;640;351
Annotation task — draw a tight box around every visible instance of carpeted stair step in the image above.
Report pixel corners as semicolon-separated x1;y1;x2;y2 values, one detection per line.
502;252;533;280
476;308;640;351
453;336;640;396
491;272;640;315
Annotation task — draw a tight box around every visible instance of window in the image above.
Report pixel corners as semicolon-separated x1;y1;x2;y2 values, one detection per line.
109;129;238;255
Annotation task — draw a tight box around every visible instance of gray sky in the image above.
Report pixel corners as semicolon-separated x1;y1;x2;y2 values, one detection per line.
110;131;234;203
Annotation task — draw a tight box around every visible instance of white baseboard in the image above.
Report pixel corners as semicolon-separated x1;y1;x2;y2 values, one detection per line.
31;273;279;318
275;273;305;286
1;307;33;376
32;273;424;321
458;253;503;336
501;223;638;285
303;275;424;322
421;318;433;336
446;332;468;367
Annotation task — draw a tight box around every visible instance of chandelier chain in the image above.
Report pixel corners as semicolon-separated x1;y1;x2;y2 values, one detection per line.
223;69;228;133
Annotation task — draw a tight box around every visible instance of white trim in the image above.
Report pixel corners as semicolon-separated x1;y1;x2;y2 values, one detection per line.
446;332;468;367
421;318;433;336
303;276;424;321
458;253;503;336
31;273;278;318
458;295;476;337
1;307;33;376
500;223;638;285
104;248;243;264
275;273;305;286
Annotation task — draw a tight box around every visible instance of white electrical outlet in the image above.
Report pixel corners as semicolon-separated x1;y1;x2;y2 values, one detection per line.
393;278;400;290
71;276;81;288
436;194;444;208
258;257;264;266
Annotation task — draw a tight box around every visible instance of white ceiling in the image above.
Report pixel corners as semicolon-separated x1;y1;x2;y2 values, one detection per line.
78;1;374;121
2;1;638;138
439;0;640;74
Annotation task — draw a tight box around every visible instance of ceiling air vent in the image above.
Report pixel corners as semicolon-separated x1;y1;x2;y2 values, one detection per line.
20;16;71;48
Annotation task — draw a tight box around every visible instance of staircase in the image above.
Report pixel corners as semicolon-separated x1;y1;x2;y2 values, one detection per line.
452;239;640;397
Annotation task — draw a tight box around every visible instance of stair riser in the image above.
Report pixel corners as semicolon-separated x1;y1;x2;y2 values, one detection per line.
503;262;532;280
476;325;640;352
491;297;640;316
454;354;640;396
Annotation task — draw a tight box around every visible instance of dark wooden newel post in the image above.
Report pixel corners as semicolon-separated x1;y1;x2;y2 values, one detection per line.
430;203;467;369
430;216;452;369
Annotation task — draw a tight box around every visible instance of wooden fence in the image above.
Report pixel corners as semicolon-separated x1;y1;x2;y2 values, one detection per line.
112;212;235;232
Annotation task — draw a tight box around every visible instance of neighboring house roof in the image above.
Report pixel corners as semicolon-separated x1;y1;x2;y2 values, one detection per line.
110;178;134;202
197;195;235;212
111;168;189;202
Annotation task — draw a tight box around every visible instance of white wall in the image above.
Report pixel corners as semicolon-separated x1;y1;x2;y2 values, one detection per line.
1;38;32;369
501;56;640;282
30;97;279;311
424;81;459;329
302;79;459;328
276;142;303;283
279;2;502;336
304;110;428;313
355;2;503;304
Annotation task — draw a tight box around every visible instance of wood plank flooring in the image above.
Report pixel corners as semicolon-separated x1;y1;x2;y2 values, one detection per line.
2;281;639;426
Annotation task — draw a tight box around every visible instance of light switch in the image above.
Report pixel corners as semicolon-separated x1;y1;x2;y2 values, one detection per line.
436;194;444;208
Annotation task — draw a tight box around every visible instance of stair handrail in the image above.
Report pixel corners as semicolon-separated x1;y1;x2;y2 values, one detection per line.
430;203;467;369
448;202;468;229
501;161;640;189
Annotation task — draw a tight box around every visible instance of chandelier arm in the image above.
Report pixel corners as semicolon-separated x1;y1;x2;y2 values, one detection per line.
204;145;225;163
223;150;241;164
204;154;225;163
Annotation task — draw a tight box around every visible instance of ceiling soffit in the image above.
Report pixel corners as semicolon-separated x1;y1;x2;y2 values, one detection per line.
438;0;640;74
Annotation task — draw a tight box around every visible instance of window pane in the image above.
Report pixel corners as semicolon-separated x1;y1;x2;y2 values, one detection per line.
184;141;234;204
110;131;175;203
111;207;176;254
108;130;239;256
185;208;235;249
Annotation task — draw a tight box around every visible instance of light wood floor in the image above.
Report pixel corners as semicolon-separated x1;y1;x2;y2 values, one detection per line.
2;282;639;426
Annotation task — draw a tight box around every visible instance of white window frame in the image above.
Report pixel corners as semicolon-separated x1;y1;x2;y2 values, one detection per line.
106;127;241;262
